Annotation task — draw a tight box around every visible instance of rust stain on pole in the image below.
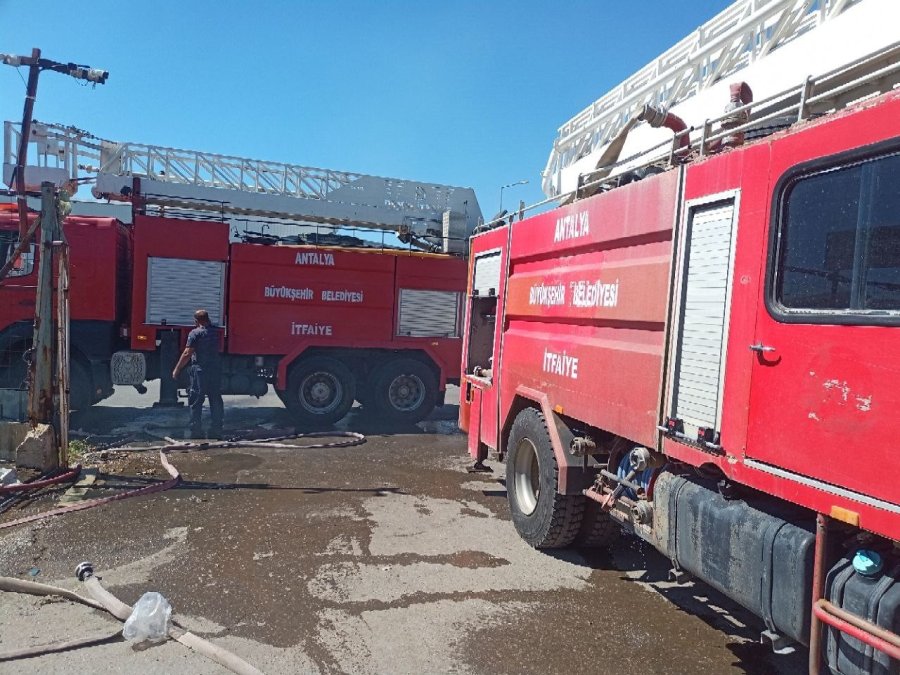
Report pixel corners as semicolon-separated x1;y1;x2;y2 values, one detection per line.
56;243;70;465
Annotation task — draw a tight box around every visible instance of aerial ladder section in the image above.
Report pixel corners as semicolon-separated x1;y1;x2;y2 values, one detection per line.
3;122;482;253
544;0;900;198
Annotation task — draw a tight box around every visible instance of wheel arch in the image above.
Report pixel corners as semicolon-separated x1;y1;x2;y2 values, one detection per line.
503;386;586;495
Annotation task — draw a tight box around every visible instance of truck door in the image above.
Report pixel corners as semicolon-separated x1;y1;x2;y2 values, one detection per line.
745;145;900;507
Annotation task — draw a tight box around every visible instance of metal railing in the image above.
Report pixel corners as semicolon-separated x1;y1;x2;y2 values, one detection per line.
477;41;900;233
3;121;483;240
543;0;867;197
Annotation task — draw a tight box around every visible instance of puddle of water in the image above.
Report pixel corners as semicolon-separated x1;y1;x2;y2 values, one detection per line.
417;420;462;435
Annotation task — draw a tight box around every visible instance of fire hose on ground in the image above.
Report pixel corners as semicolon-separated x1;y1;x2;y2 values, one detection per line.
0;429;367;671
0;565;264;674
0;430;366;531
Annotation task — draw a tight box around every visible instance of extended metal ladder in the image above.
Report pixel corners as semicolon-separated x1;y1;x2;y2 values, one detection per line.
3;121;482;250
542;0;896;197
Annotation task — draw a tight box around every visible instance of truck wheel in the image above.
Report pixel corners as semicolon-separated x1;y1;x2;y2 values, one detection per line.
506;407;585;549
576;500;621;548
370;358;437;424
286;356;356;427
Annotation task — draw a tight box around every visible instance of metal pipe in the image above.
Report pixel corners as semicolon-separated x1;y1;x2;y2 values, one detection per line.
584;486;637;509
808;513;828;675
817;599;900;651
638;104;690;148
813;600;900;661
599;468;642;493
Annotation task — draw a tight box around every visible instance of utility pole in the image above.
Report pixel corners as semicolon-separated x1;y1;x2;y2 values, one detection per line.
13;49;40;240
29;183;60;424
499;179;528;212
1;50;108;469
0;50;108;270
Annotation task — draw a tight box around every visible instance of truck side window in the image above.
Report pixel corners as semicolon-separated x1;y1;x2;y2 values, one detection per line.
0;239;35;278
774;150;900;318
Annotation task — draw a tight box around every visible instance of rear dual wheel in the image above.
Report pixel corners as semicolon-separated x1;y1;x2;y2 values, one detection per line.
368;358;438;424
285;356;356;427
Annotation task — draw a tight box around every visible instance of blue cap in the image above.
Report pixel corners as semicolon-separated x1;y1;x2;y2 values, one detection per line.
852;549;884;576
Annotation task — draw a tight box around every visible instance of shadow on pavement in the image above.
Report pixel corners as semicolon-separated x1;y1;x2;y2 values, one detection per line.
72;402;462;439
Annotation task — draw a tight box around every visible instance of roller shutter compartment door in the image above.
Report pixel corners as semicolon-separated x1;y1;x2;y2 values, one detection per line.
397;289;461;338
472;251;502;297
146;257;226;326
672;201;736;433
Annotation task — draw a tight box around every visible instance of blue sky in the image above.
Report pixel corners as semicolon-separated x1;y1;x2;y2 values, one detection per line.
1;0;727;221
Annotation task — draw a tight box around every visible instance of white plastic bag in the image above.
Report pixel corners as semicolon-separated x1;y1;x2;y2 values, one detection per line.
122;591;172;643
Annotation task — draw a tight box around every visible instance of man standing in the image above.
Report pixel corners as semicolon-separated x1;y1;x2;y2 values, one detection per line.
172;309;224;439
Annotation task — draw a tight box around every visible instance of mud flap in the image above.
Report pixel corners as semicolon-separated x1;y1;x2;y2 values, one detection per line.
466;387;487;462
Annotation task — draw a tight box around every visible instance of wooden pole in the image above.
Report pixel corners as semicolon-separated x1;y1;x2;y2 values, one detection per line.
27;183;58;466
56;242;70;466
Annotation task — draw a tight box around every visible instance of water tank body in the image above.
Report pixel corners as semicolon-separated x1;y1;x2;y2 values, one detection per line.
650;474;815;645
825;554;900;675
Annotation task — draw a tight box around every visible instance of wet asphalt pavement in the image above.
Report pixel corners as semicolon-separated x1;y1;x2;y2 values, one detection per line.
0;385;807;673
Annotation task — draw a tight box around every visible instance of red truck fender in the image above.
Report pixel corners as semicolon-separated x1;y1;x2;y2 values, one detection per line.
510;385;585;495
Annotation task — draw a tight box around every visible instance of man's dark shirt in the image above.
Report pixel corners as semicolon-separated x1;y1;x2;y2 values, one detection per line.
186;325;221;371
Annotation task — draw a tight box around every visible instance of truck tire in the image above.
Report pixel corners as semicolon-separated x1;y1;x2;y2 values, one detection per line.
370;358;437;424
506;407;585;549
285;356;356;427
576;500;621;548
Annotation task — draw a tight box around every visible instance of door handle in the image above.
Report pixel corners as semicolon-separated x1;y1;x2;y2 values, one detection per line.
749;343;776;353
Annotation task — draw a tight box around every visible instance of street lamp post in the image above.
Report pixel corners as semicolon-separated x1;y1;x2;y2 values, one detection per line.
499;179;528;212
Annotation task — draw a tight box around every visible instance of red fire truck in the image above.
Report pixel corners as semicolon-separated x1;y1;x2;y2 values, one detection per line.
459;4;900;671
1;127;480;425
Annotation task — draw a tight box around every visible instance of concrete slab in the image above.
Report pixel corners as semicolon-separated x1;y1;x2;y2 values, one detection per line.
14;423;56;470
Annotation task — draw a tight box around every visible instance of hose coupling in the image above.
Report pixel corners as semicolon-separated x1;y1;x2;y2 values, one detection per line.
75;561;95;582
